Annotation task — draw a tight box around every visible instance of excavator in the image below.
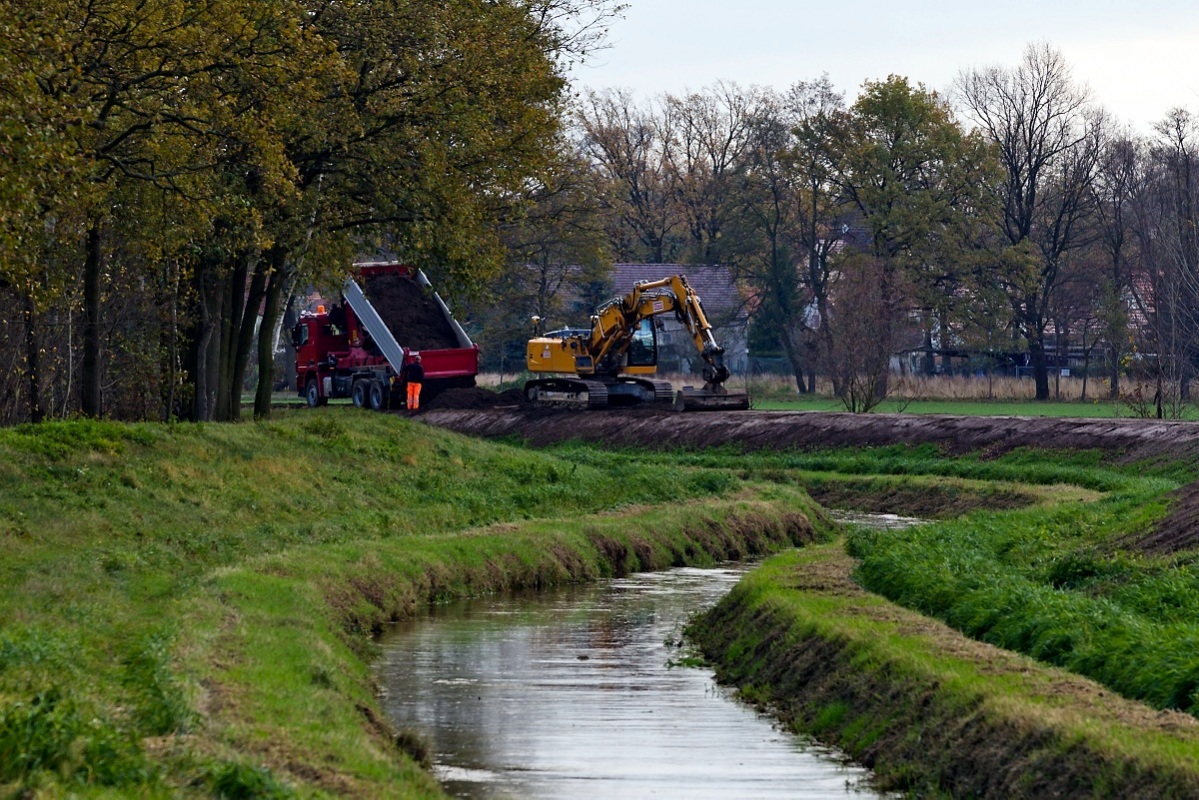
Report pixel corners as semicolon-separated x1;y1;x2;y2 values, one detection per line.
524;274;751;411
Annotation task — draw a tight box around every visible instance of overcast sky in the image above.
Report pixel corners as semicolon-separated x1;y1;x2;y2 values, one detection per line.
570;0;1199;133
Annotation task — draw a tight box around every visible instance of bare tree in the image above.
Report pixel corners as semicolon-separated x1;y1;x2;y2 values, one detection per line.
1136;108;1199;411
1092;130;1145;398
577;89;682;263
956;43;1100;400
662;83;767;264
827;255;914;412
717;78;850;395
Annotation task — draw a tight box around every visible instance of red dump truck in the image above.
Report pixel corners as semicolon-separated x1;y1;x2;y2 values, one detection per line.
291;262;478;409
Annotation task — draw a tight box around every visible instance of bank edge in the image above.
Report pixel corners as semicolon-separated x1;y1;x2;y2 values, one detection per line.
690;544;1199;799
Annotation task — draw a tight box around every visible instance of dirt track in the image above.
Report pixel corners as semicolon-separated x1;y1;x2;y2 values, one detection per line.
422;407;1199;553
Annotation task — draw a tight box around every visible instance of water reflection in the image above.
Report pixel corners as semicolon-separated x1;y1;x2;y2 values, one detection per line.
830;510;925;530
376;566;882;799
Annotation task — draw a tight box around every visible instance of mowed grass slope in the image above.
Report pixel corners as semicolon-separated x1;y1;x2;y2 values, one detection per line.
0;412;823;797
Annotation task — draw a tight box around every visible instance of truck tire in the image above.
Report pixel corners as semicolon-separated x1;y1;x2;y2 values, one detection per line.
305;378;327;408
368;381;388;412
351;380;368;408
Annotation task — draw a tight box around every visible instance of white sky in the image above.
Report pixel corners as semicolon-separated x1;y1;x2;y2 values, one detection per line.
570;0;1199;133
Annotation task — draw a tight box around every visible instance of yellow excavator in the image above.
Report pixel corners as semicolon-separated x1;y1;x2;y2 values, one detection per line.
524;275;751;411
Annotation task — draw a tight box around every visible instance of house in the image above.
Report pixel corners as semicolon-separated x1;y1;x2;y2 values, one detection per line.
610;264;750;375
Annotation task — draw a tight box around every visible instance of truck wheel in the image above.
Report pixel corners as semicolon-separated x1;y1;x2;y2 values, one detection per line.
351;380;368;408
305;378;321;408
368;381;387;411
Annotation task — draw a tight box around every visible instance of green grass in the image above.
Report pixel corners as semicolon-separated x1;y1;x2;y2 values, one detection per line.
848;487;1199;713
581;440;1199;717
0;411;825;796
5;410;1199;796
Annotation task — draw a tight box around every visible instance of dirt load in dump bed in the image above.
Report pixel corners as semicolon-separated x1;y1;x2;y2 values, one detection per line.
419;408;1199;554
363;272;460;351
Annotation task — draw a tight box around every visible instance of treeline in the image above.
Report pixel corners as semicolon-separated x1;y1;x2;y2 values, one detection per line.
0;0;618;424
6;28;1199;422
486;43;1199;412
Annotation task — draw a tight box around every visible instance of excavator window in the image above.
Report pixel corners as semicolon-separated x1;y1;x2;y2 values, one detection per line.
627;318;657;367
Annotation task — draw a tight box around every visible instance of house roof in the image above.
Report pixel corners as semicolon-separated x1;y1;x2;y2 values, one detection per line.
611;264;746;320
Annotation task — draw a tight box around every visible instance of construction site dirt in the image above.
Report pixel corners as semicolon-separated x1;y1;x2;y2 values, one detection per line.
420;406;1199;553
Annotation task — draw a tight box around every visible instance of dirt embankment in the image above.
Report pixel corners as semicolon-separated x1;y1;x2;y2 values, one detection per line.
422;407;1199;460
421;407;1199;552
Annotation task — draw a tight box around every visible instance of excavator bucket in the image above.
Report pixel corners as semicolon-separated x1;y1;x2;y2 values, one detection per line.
673;386;751;412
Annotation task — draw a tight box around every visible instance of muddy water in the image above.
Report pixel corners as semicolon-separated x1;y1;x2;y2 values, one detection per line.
376;565;882;799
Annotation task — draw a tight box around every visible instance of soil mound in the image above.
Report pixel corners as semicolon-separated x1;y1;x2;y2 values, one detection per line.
363;273;460;351
423;387;528;411
1130;483;1199;555
421;409;1199;462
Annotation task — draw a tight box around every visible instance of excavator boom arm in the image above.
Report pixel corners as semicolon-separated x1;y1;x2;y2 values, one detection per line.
525;273;749;411
587;275;728;380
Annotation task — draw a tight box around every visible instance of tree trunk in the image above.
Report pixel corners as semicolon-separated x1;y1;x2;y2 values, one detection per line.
24;292;42;423
1029;336;1050;401
213;256;248;422
189;257;223;422
227;254;270;421
82;223;103;417
254;248;288;419
1108;341;1120;399
778;327;808;394
164;260;180;421
922;321;935;376
280;292;300;394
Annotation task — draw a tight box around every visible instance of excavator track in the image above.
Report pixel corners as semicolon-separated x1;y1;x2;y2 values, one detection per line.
650;380;675;403
524;378;609;409
583;381;609;409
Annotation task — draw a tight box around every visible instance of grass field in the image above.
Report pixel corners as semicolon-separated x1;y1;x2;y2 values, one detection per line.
4;407;1199;796
751;395;1142;417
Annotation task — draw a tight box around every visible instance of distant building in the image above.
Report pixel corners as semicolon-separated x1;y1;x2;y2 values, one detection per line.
611;264;749;375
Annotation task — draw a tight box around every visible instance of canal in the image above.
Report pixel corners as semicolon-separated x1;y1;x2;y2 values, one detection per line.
376;563;884;799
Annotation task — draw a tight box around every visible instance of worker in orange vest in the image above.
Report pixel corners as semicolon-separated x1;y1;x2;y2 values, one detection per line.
404;354;424;411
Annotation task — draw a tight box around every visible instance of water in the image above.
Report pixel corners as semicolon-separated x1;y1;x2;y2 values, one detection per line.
829;510;925;530
376;564;883;799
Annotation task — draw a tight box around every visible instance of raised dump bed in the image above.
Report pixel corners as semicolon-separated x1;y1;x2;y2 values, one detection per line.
292;262;478;410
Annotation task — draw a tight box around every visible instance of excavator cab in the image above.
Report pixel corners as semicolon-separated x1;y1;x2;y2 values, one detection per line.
626;319;657;368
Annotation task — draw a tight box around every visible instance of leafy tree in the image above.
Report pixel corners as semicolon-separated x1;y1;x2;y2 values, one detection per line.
828;75;998;405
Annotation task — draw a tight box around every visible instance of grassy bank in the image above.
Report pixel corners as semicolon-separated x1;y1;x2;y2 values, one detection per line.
690;546;1199;798
0;412;828;796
